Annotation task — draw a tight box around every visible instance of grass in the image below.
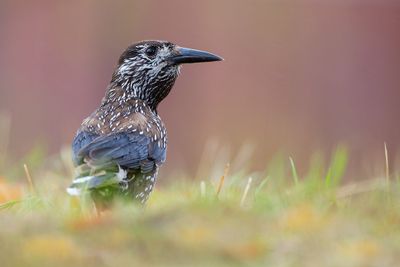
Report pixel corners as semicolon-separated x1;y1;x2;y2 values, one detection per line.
0;144;400;267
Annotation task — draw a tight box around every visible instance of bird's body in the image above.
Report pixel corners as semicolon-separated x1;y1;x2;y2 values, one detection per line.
72;89;166;204
67;40;222;206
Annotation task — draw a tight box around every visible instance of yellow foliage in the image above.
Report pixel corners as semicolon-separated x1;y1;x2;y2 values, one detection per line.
280;204;324;232
66;214;110;231
179;224;212;245
340;239;381;259
107;228;131;246
223;239;268;260
22;235;80;262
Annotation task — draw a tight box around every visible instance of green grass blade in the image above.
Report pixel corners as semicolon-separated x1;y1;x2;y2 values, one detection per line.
0;200;22;210
325;145;348;187
289;157;299;185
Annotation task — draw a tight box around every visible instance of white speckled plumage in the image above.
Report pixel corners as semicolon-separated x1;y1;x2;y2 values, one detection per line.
68;40;222;206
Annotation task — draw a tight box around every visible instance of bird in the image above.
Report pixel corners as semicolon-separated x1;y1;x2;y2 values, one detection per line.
67;40;222;207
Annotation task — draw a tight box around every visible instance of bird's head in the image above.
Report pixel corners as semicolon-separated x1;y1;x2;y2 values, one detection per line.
111;40;222;110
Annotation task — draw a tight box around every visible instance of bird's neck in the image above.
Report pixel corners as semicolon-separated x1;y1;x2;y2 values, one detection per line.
101;84;161;114
105;75;176;111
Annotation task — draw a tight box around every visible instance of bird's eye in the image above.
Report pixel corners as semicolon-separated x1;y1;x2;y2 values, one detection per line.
145;46;158;57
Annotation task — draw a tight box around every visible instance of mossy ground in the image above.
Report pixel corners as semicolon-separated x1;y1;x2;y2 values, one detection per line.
1;146;399;267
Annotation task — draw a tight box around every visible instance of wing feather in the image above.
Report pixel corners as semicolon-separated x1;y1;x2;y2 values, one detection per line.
77;132;165;173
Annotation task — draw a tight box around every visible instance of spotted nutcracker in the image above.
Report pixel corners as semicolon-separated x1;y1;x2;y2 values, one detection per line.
67;40;222;206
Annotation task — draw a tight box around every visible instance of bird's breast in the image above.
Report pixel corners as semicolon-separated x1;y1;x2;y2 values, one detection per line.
80;99;167;149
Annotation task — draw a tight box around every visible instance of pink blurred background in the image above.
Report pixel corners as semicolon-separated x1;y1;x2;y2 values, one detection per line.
1;0;400;177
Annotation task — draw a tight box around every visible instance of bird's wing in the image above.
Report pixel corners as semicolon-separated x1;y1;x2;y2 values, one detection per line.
72;131;99;165
77;131;166;173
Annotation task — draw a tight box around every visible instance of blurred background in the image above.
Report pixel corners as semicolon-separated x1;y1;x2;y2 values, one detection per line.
1;0;400;179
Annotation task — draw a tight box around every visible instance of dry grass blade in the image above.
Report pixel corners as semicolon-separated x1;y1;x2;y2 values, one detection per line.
216;163;230;198
240;177;252;207
384;142;390;184
23;163;36;194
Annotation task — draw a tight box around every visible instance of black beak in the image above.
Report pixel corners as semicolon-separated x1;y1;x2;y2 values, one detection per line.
169;47;223;65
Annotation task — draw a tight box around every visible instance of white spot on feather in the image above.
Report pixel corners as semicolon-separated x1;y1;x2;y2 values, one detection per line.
116;165;127;182
66;187;81;196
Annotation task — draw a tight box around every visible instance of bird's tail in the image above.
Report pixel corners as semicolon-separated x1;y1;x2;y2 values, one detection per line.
66;166;128;196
